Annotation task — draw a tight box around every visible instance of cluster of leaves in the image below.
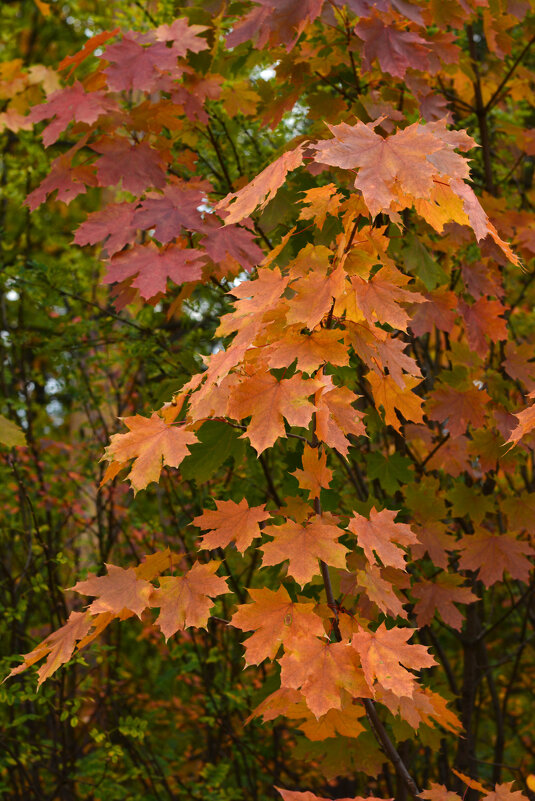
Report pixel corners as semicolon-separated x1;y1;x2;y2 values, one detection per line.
2;0;535;799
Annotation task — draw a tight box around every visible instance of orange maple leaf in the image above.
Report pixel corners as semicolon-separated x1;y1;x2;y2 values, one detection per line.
260;515;348;586
193;498;270;552
266;326;349;372
150;561;229;638
231;585;325;665
70;564;153;618
313;119;471;217
351;266;425;332
355;564;407;619
483;784;529;801
506;394;535;447
367;372;424;432
315;374;366;454
420;783;464;801
102;413;197;493
5;611;93;687
298;183;344;230
291;445;333;497
215;142;306;224
279;637;370;718
228;368;320;454
286;264;346;330
352;623;436;697
348;507;418;570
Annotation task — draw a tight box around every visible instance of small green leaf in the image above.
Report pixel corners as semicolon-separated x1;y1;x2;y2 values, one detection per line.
403;234;448;290
181;421;244;483
365;451;414;494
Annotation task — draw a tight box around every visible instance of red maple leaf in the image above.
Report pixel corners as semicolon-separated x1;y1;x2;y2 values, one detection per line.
355;14;431;78
103;244;205;299
135;183;206;242
226;0;324;52
201;224;263;273
29;81;117;146
457;531;534;586
25;155;97;210
427;384;490;438
73;203;138;256
92;138;167;194
103;35;186;92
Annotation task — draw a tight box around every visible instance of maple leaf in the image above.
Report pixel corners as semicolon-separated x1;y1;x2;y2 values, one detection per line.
279;637;370;718
277;790;381;801
420;784;463;801
102;35;185;92
228;369;320;454
25;154;97;210
29;82;117;146
348;507;418;570
459;297;508;358
315;375;366;454
483;784;529;801
215;142;307;225
103;244;205;299
92;138;167;194
451;773;488;794
355;14;431;78
102;413;197;493
450;179;521;266
457;531;534;587
367;372;424;431
5;611;93;687
298;183;344;230
299;702;367;742
226;0;324;52
412;573;477;630
192;498;270;553
260;515;348;586
73;203;138;256
134;184;205;243
201;224;263;273
291;445;333;497
230;586;325;664
409;289;457;336
150;561;229;638
70;564;152;618
313;119;471;217
58;29;120;76
153;18;209;53
505;395;535;446
355;564;407;618
135;548;178;581
427;384;489;438
351;266;425;331
266;327;349;373
221;268;290;334
287;265;347;329
503;342;535;391
352;623;436;697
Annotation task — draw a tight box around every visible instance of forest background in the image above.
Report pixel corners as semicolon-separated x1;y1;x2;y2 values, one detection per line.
1;1;535;800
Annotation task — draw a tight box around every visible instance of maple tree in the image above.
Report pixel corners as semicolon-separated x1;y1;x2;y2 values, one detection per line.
1;0;535;800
